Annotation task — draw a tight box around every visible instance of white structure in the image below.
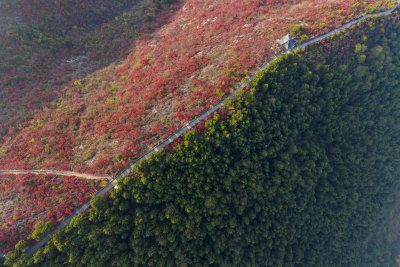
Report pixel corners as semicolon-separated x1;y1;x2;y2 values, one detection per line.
276;34;296;50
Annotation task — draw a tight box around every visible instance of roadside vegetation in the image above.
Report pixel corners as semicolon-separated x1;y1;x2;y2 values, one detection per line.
0;174;99;253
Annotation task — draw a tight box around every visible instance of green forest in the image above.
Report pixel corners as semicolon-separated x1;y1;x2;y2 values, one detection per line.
4;13;400;267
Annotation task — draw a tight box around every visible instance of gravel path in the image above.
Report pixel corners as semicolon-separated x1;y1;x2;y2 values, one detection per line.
0;170;111;180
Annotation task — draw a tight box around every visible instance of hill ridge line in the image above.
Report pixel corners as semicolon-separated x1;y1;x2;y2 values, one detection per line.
2;2;398;259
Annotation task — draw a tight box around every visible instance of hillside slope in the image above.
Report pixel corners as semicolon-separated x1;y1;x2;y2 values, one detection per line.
0;0;395;255
0;0;180;131
1;0;391;173
5;11;400;266
0;0;185;252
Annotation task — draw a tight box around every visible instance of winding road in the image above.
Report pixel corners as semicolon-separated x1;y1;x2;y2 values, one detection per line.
1;2;399;259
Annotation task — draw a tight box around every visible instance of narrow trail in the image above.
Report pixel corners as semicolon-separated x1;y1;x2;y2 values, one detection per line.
0;170;111;180
1;1;399;259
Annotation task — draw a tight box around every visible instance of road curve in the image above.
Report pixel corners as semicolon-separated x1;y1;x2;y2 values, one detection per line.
3;2;398;259
0;170;111;180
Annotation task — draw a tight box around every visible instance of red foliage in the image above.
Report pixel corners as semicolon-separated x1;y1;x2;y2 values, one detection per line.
0;174;98;253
